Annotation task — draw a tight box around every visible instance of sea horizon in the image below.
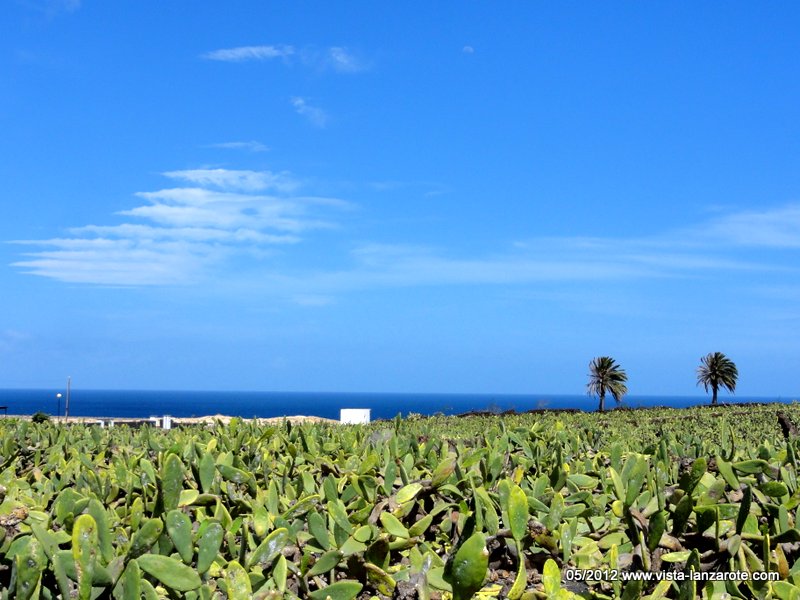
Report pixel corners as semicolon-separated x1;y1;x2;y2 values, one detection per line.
1;388;797;421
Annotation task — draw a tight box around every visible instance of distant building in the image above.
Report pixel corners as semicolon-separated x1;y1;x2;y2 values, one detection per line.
340;408;371;424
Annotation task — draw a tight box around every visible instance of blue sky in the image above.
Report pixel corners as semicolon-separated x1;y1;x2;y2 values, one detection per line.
2;1;799;396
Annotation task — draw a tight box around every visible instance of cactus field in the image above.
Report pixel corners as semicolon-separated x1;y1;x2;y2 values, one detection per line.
2;403;800;599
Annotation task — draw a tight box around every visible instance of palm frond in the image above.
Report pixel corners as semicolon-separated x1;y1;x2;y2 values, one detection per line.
587;356;628;410
696;352;738;394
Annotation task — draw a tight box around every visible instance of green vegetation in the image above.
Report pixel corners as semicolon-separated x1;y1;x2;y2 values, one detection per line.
30;412;50;424
1;404;800;599
697;352;739;406
587;357;628;412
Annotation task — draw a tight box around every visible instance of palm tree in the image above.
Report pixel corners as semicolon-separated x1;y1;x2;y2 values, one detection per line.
587;356;628;412
697;352;738;405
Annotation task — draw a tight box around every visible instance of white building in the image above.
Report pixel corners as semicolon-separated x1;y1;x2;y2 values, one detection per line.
340;408;371;424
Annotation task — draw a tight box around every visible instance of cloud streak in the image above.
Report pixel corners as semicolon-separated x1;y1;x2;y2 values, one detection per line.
304;237;771;292
13;238;217;286
701;205;800;248
202;44;367;73
327;47;366;73
11;184;799;297
11;168;350;285
205;141;268;153
232;205;799;299
291;97;327;127
162;168;298;192
202;45;294;62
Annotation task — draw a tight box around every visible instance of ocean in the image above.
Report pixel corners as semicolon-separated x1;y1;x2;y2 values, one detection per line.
0;389;796;421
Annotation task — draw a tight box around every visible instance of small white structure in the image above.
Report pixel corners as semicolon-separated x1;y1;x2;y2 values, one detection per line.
162;415;172;430
340;408;371;424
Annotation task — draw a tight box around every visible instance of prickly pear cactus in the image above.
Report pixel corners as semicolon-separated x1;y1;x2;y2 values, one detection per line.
445;532;489;600
1;404;800;598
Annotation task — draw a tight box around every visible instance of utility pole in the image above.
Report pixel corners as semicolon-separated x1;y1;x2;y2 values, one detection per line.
64;376;71;420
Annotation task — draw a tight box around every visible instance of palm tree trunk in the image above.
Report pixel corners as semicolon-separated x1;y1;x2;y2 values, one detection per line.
712;386;718;406
599;391;605;412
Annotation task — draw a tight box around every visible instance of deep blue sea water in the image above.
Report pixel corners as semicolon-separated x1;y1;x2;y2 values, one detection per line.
0;389;796;421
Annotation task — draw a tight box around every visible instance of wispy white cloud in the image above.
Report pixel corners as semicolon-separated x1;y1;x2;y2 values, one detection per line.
124;188;340;232
700;204;800;248
340;243;658;287
11;168;350;285
327;47;366;73
163;168;298;192
202;44;368;73
292;294;335;307
205;141;269;153
236;206;799;299
291;97;328;127
202;45;294;62
13;238;216;286
71;224;300;245
463;45;475;54
226;247;656;301
364;180;451;198
514;205;800;255
11;188;799;297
